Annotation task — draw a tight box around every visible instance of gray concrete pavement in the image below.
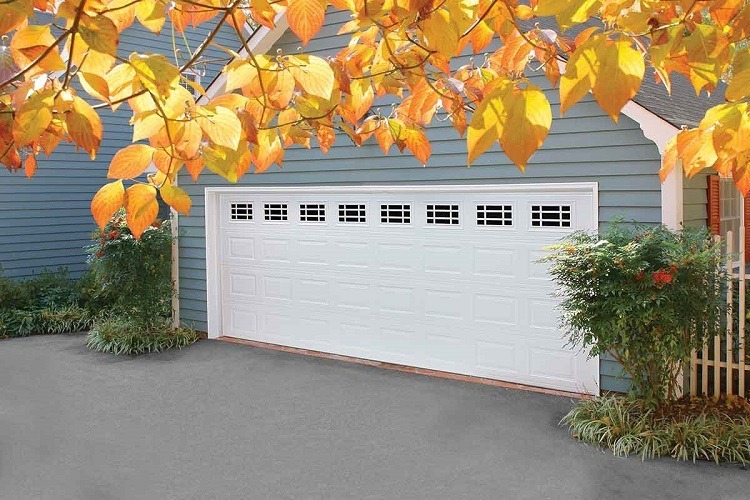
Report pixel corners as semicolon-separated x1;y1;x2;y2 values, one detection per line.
0;334;747;500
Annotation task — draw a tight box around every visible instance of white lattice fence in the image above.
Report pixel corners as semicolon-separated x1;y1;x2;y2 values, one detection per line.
690;231;750;398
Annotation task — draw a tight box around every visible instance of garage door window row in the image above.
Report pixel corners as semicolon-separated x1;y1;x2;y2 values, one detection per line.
230;201;571;228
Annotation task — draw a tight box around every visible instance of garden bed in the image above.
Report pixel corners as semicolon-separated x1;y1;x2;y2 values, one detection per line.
563;395;750;463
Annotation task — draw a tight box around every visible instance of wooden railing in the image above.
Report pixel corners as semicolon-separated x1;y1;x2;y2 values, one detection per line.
690;231;750;397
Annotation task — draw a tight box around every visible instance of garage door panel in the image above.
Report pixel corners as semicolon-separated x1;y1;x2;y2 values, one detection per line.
212;184;599;395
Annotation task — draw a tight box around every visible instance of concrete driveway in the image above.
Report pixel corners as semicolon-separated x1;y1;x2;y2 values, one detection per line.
1;334;747;500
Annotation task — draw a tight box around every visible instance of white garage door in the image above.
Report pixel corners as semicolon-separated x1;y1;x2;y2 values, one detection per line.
206;184;599;395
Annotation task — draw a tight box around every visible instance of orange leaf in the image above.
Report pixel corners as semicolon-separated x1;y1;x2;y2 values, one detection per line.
184;157;204;181
659;135;678;182
287;0;326;45
66;96;103;158
91;180;125;230
160;184;191;215
107;144;155;179
23;154;36;178
404;127;431;164
124;184;159;239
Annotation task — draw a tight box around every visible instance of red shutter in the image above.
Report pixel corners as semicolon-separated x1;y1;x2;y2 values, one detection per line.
707;174;720;235
744;194;750;263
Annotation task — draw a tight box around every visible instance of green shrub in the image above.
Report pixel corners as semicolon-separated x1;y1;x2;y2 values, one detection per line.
87;209;172;326
85;317;199;355
0;304;95;338
562;395;750;464
544;225;724;406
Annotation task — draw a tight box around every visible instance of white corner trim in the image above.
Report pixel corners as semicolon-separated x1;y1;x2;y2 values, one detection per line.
200;13;289;103
204;187;222;338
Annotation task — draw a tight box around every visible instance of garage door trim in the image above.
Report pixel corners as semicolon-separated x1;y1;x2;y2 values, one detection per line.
204;182;599;393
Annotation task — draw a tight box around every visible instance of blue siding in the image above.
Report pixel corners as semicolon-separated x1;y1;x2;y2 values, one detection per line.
177;10;663;393
0;20;237;279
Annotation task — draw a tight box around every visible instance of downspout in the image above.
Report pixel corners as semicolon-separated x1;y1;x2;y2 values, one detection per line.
171;195;180;329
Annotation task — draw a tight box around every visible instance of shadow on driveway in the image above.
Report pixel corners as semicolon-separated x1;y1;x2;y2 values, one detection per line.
1;335;747;500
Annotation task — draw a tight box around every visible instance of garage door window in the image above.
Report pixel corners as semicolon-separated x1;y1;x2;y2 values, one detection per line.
531;205;571;228
426;204;459;225
230;203;253;221
300;203;326;222
476;205;512;226
264;203;288;221
338;204;366;223
381;204;411;224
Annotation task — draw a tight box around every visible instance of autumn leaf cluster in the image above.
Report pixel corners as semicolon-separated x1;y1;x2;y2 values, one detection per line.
0;0;748;236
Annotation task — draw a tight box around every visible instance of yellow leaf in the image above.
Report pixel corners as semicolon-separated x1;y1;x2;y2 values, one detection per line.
534;0;602;30
130;53;180;98
422;9;459;58
91;180;125;230
66;96;103;159
286;55;335;99
107;144;156;179
131;110;164;142
78;72;110;103
591;38;644;121
467;81;511;164
160;184;191;215
135;0;167;33
287;0;326;45
681;24;730;94
499;84;552;169
560;34;601;114
13;89;54;146
124;184;159;239
106;63;138;108
152;149;183;175
726;49;750;102
79;14;119;56
195;106;242;149
223;57;263;93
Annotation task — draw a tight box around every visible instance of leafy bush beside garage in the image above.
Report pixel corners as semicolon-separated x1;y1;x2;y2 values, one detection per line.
546;225;750;463
84;210;199;355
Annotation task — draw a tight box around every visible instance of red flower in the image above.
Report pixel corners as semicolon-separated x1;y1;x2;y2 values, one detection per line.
108;230;118;240
652;269;674;286
635;271;645;281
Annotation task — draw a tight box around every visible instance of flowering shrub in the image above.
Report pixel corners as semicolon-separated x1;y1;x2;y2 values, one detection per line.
87;209;172;326
544;225;724;406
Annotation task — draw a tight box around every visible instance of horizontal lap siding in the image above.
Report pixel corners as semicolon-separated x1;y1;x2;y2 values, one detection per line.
683;171;709;229
0;21;237;279
177;11;663;394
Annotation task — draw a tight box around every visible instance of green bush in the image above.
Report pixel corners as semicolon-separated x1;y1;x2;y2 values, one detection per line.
87;209;172;326
86;317;199;355
0;269;99;338
544;225;724;406
562;395;750;464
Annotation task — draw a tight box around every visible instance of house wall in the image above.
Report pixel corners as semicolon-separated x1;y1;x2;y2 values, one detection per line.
177;9;663;393
0;19;237;279
683;171;710;229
